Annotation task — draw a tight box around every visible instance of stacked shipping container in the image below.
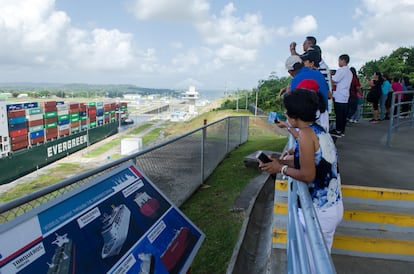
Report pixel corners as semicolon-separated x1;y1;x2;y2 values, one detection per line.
0;100;127;156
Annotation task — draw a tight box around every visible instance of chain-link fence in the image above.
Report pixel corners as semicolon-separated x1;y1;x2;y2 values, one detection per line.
0;116;249;224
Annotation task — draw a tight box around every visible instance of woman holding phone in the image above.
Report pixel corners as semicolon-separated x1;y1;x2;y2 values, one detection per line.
259;88;343;253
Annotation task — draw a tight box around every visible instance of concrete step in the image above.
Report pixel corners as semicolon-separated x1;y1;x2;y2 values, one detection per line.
272;179;414;261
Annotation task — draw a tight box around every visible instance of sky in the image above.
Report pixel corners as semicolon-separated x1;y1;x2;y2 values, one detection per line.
1;0;414;92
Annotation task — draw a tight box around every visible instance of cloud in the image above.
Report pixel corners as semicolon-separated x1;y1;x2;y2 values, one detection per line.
320;0;414;69
128;0;210;22
195;3;272;64
276;15;317;36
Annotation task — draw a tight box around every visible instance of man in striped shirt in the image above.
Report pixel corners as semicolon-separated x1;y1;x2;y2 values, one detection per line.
290;36;333;112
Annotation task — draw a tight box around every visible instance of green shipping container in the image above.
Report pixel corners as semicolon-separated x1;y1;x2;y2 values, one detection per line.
88;102;96;106
58;114;69;121
45;122;58;129
44;111;57;118
29;125;44;132
27;107;43;115
70;117;79;123
90;121;97;127
70;113;79;119
80;116;87;121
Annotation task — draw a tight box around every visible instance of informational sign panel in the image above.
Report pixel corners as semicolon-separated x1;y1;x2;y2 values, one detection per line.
0;162;205;274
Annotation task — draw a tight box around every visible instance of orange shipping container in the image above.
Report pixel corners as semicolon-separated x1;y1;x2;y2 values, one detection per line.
11;134;28;144
9;128;28;138
27;119;44;127
11;140;28;151
8;109;26;118
31;136;44;145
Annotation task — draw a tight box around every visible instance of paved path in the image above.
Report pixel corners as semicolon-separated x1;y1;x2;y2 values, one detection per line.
335;118;414;190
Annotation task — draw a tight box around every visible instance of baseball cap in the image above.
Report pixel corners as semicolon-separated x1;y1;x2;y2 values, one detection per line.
285;55;302;71
296;79;319;93
300;49;321;65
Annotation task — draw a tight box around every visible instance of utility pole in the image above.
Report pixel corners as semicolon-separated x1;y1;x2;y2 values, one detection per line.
255;88;258;119
236;89;239;112
245;90;248;110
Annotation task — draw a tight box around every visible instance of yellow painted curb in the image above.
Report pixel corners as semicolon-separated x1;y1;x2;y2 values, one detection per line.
332;234;414;256
275;180;414;201
342;185;414;201
272;228;414;256
274;202;414;226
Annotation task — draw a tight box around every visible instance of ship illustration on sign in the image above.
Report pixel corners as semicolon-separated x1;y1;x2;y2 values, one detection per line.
138;253;155;274
134;192;160;218
100;204;131;259
47;233;73;274
111;173;138;192
160;227;196;273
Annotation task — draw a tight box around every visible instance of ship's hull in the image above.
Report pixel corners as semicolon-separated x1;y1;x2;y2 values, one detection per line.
101;205;131;259
0;122;118;185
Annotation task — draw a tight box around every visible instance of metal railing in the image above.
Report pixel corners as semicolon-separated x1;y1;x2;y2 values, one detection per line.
287;178;336;274
0;116;249;222
386;90;414;146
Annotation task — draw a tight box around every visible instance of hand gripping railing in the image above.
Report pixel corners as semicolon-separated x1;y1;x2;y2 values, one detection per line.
287;178;336;274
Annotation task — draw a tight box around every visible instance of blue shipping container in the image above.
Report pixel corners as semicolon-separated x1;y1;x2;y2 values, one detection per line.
8;116;27;125
23;102;39;109
58;119;70;126
8;121;27;130
6;103;23;111
30;130;45;139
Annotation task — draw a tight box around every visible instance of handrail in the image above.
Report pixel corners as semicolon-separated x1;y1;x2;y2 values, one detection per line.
287;178;337;274
386;90;414;146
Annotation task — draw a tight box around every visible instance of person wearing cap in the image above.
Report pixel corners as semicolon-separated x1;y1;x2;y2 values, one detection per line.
281;54;330;155
286;52;330;132
330;54;352;137
290;36;333;109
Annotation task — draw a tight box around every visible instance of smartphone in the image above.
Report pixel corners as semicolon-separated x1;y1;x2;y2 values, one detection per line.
257;151;272;163
274;112;287;124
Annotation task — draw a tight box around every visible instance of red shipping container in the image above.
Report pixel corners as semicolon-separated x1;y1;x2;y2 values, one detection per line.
44;106;57;112
27;119;44;127
69;108;80;114
68;103;80;110
81;120;87;125
46;133;58;140
89;116;96;122
59;129;70;136
44;117;58;124
45;127;58;134
88;109;97;116
70;121;80;127
12;140;28;151
42;101;56;108
8;109;26;118
31;136;44;145
9;128;28;138
11;134;28;143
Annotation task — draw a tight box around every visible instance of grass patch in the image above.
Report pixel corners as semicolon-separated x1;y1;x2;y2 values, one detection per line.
0;163;83;203
142;128;163;145
84;137;122;157
128;123;154;135
180;134;287;273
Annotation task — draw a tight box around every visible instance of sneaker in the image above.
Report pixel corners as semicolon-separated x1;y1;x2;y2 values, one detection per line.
353;120;360;123
329;129;342;137
369;119;379;123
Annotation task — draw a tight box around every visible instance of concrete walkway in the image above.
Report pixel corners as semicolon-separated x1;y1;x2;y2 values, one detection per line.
335;118;414;190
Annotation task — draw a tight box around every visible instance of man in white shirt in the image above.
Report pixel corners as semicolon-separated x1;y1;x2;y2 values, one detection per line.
331;54;352;137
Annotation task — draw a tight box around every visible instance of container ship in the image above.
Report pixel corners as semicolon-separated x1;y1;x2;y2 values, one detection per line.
0;100;129;185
